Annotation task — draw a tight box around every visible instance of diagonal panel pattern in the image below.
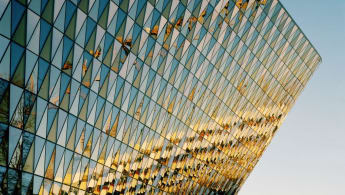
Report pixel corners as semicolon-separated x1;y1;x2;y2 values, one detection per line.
0;0;321;194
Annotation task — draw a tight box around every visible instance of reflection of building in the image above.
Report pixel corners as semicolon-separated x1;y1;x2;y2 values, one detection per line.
0;0;321;194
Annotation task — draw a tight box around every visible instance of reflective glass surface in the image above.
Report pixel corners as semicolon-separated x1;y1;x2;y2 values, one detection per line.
0;0;321;194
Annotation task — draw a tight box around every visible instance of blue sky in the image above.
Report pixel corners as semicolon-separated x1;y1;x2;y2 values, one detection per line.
240;0;345;194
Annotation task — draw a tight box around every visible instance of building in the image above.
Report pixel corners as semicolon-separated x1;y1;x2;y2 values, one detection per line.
0;0;321;194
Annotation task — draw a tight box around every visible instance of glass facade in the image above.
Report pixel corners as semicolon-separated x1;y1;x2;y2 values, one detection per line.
0;0;321;194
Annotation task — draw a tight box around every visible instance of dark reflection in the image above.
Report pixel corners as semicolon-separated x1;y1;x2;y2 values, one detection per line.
0;0;321;194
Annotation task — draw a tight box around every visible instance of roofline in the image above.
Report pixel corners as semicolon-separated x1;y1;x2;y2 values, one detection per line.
278;0;323;63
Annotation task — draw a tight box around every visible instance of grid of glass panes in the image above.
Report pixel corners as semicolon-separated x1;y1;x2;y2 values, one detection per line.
0;0;321;194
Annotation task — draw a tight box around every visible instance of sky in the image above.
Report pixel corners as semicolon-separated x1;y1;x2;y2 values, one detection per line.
240;0;345;195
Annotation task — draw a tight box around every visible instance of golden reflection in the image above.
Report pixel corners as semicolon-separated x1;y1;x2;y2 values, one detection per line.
3;0;321;194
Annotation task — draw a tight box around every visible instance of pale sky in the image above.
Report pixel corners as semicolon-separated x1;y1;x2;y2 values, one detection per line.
240;0;345;194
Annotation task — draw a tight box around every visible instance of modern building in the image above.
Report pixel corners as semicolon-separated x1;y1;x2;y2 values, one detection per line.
0;0;321;194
